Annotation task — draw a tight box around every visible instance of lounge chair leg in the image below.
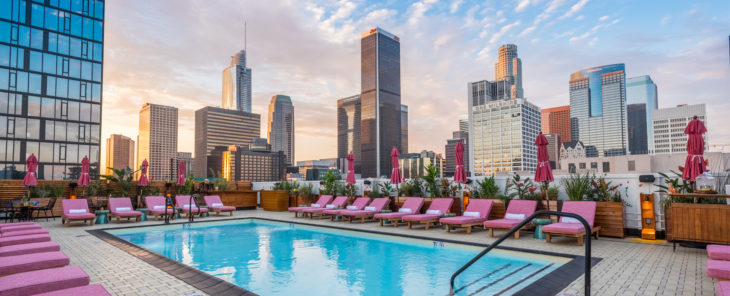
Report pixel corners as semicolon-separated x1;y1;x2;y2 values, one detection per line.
467;226;471;234
514;231;520;240
445;225;450;232
489;228;494;237
90;218;95;226
361;217;365;224
408;222;412;229
425;223;430;230
545;233;551;243
230;211;233;216
578;236;583;246
393;221;398;227
379;219;383;226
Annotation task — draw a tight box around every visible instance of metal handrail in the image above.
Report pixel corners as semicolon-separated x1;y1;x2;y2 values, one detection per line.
188;195;201;222
449;210;593;295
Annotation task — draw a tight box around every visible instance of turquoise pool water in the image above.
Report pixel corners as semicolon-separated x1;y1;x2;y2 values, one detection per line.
108;219;568;295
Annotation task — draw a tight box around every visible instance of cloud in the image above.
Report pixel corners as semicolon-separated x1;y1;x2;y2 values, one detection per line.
599;15;609;22
575;15;584;20
515;0;531;12
450;0;464;13
519;25;537;37
533;0;566;25
488;21;521;45
560;0;589;19
661;15;671;24
407;0;438;25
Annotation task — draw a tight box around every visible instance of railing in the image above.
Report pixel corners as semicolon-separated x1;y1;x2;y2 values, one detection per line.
449;210;593;295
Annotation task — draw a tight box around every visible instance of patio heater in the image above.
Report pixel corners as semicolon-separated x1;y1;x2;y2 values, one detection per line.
164;182;172;224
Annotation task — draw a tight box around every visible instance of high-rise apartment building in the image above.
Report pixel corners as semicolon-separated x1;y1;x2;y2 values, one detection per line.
626;75;658;154
222;145;285;182
360;27;402;178
653;104;707;154
398;150;443;179
569;64;628;157
541;106;571;143
459;118;468;134
444;131;468;177
222;50;252;112
138;103;178;181
105;134;134;175
627;104;648;154
469;80;512;104
175;151;193;178
194;106;260;178
0;0;104;180
494;44;524;98
337;95;361;173
267;95;294;165
401;105;408;154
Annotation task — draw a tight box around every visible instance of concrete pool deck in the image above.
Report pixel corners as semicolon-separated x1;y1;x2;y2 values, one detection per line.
15;209;718;295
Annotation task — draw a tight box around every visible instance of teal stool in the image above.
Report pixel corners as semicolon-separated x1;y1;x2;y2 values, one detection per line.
137;208;148;221
199;206;210;217
95;210;109;225
441;213;457;229
533;218;552;239
174;207;182;219
297;204;307;217
380;210;392;225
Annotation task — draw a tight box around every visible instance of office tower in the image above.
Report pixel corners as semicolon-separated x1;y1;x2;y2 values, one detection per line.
401;105;408;154
250;138;270;151
337;94;361;173
626;75;658;154
569;64;628;157
138;103;178;181
543;134;561;169
494;44;524;98
444;131;468;177
398;150;443;179
468;80;512;105
105;134;134;175
0;0;104;180
627;104;648;154
222;50;252;112
222;145;285;182
459;118;468;134
194;106;260;178
267;95;294;165
653;104;707;154
541;106;571;143
175;152;193;178
360;27;402;178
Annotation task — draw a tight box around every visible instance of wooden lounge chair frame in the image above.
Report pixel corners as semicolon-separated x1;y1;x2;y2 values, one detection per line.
543;226;601;246
444;222;484;234
378;217;406;227
61;216;95;226
483;224;534;239
108;213;140;223
407;218;441;230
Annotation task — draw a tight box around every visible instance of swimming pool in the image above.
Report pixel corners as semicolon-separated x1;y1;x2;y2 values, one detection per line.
107;219;571;295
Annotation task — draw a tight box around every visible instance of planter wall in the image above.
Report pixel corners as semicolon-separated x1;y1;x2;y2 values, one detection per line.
667;202;730;244
595;201;625;238
261;190;289;212
209;191;257;209
487;199;505;220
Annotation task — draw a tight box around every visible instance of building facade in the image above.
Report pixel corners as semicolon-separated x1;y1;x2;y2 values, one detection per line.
175;151;193;178
444;131;469;177
0;0;104;180
337;94;361;173
222;50;252;112
459;118;468;134
494;44;524;99
267;95;294;165
105;134;134;175
544;133;561;169
401;105;408;154
138;103;177;181
398;150;443;179
569;64;628;157
194;106;260;178
653;104;707;154
626;75;658;154
223;145;285;182
627;103;648;154
541;106;571;143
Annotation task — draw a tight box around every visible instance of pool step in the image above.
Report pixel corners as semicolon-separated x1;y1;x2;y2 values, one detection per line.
453;264;511;294
468;264;533;296
493;263;554;296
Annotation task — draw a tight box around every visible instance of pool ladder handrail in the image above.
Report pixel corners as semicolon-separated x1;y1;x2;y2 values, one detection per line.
449;210;593;296
188;195;201;223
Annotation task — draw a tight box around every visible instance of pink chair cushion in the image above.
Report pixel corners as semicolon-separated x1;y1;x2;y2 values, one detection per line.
0;251;69;276
300;207;329;213
108;198;138;215
0;222;37;229
463;199;494;218
63;213;96;219
399;197;425;213
542;222;588;234
144;196;168;211
203;195;224;206
0;265;90;296
329;196;349;207
708;245;730;261
718;281;730;296
708;260;730;279
33;284;111;296
0;225;43;233
1;229;49;238
373;212;410;219
341;198;390;216
211;205;236;211
504;200;538;218
148;208;175;215
440;216;486;224
61;199;91;216
322;209;345;215
0;242;61;257
559;201;597;227
179;206;208;213
483;218;523;229
426;198;454;213
0;234;51;247
402;214;441;221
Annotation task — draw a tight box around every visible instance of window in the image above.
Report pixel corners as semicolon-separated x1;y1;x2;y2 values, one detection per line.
579;163;586;169
602;162;610;173
590;162;597;170
628;160;636;172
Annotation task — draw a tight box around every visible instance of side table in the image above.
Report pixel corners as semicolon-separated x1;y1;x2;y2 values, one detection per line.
95;210;109;225
137;208;148;221
174;207;182;219
533;218;552;239
199;206;210;217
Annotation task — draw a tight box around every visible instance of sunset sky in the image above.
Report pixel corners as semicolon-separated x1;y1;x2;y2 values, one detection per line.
100;0;730;166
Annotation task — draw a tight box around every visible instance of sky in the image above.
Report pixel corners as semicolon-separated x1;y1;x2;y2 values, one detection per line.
101;0;730;167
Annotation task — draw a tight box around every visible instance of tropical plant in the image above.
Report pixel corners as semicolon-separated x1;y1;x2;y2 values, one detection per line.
30;186;51;198
421;164;441;197
44;183;65;198
176;174;195;195
440;179;459;197
319;170;340;195
561;173;593;201
590;176;623;203
140;185;160;197
379;181;394;196
343;183;357;198
297;183;315;203
655;171;693;194
505;173;537;200
472;176;500;199
368;181;384;198
87;180;103;197
546;186;559;200
400;178;424;197
101;167;135;197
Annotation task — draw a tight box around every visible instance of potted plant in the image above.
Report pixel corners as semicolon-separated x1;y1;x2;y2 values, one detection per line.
471;176;505;219
590;176;627;238
261;182;289;212
421;164;441;198
561;173;593;201
343;183;358;204
101;167;134;197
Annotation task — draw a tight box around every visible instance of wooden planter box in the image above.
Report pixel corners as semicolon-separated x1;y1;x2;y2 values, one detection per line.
209;191;257;209
594;201;625;238
667;202;730;244
261;190;289;212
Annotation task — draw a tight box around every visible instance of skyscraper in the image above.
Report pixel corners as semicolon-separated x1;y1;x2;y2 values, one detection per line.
360;27;402;178
569;64;628;157
175;151;193;178
627;104;648;154
222;50;252;112
194;106;260;178
337;95;361;173
459;118;469;134
105;134;134;175
401;105;408;154
267;95;294;165
541;106;571;143
653;104;707;154
0;0;104;180
138;103;178;181
494;44;524;98
444;131;468;177
626;75;658;154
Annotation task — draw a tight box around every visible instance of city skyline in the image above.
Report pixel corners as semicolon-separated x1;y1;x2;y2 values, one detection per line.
99;0;730;168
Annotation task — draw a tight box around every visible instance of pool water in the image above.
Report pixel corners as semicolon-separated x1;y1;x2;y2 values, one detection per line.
108;219;568;295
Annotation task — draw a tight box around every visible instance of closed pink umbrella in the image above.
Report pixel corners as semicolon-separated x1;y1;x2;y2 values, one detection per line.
176;160;186;185
23;154;38;187
78;156;90;186
534;133;554;183
682;116;707;181
346;152;356;185
138;159;149;187
454;141;467;184
390;147;402;185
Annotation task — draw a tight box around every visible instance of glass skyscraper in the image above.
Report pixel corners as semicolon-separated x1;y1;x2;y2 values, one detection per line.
267;95;294;165
222;50;252;113
494;44;523;99
0;0;104;180
194;106;260;178
626;75;658;154
569;64;628;157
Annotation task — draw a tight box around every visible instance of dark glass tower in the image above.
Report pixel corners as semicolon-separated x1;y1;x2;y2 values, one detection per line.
360;27;401;178
0;0;104;180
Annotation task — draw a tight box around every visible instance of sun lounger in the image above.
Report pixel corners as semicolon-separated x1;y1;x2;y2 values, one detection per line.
0;265;90;296
483;200;538;239
175;195;208;218
0;234;51;247
0;222;37;229
33;284;111;296
61;199;95;226
288;195;334;216
542;201;601;246
374;197;425;227
0;251;69;276
718;281;730;296
340;198;391;223
145;196;176;221
203;195;236;216
0;224;42;233
440;199;493;234
322;197;370;221
708;245;730;261
707;260;730;280
0;241;61;257
301;196;348;219
402;198;454;230
108;198;142;223
0;228;49;237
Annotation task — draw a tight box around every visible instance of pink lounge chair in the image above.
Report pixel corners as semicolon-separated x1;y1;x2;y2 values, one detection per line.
708;245;730;261
440;199;494;234
107;198;142;223
718;281;730;296
374;197;425;227
301;196;348;219
61;199;95;226
402;198;454;230
145;196;176;221
33;284;111;296
203;195;236;216
322;197;370;221
0;222;37;229
287;195;334;216
707;260;730;280
0;224;42;233
340;198;391;223
0;228;49;237
483;200;538;239
0;251;69;276
0;241;61;257
542;201;601;246
0;265;90;296
0;234;51;247
175;195;208;218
